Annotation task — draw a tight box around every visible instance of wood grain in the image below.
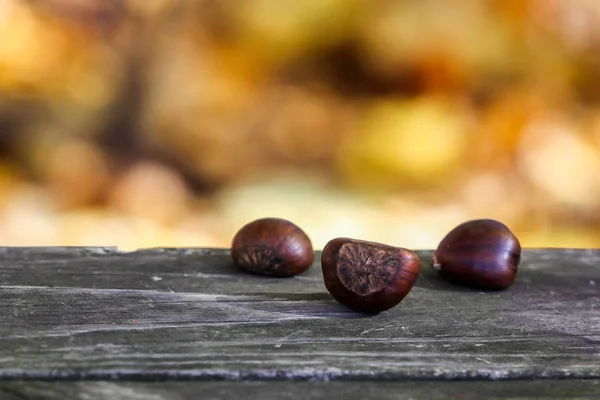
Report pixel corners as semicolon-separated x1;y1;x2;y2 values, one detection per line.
0;247;598;381
2;380;600;400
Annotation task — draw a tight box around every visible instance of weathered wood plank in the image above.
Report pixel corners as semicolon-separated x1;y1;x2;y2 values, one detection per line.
2;380;600;400
0;247;598;381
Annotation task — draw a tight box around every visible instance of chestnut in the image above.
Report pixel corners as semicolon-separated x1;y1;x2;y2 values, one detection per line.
432;219;521;290
231;217;314;277
321;238;421;313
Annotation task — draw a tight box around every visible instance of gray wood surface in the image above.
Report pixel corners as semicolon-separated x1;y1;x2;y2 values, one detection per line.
1;380;599;400
0;246;598;398
0;247;598;381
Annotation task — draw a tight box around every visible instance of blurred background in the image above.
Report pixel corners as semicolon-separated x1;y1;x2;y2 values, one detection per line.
1;0;600;250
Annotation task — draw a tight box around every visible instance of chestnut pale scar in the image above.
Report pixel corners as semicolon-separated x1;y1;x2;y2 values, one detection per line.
237;245;282;273
336;242;398;295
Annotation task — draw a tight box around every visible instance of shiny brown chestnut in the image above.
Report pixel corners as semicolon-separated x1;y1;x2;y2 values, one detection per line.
321;237;421;313
231;217;314;277
433;219;521;290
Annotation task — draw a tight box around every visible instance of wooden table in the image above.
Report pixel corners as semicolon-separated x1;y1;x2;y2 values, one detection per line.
0;247;598;399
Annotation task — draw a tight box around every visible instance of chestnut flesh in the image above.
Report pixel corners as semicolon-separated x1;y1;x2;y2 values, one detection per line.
231;217;314;277
433;219;521;290
321;237;421;313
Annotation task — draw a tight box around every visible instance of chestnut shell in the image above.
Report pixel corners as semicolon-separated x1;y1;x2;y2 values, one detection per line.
433;219;521;290
321;237;421;313
231;217;314;277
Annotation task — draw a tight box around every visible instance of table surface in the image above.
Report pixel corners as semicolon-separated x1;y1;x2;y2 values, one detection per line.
0;247;598;399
